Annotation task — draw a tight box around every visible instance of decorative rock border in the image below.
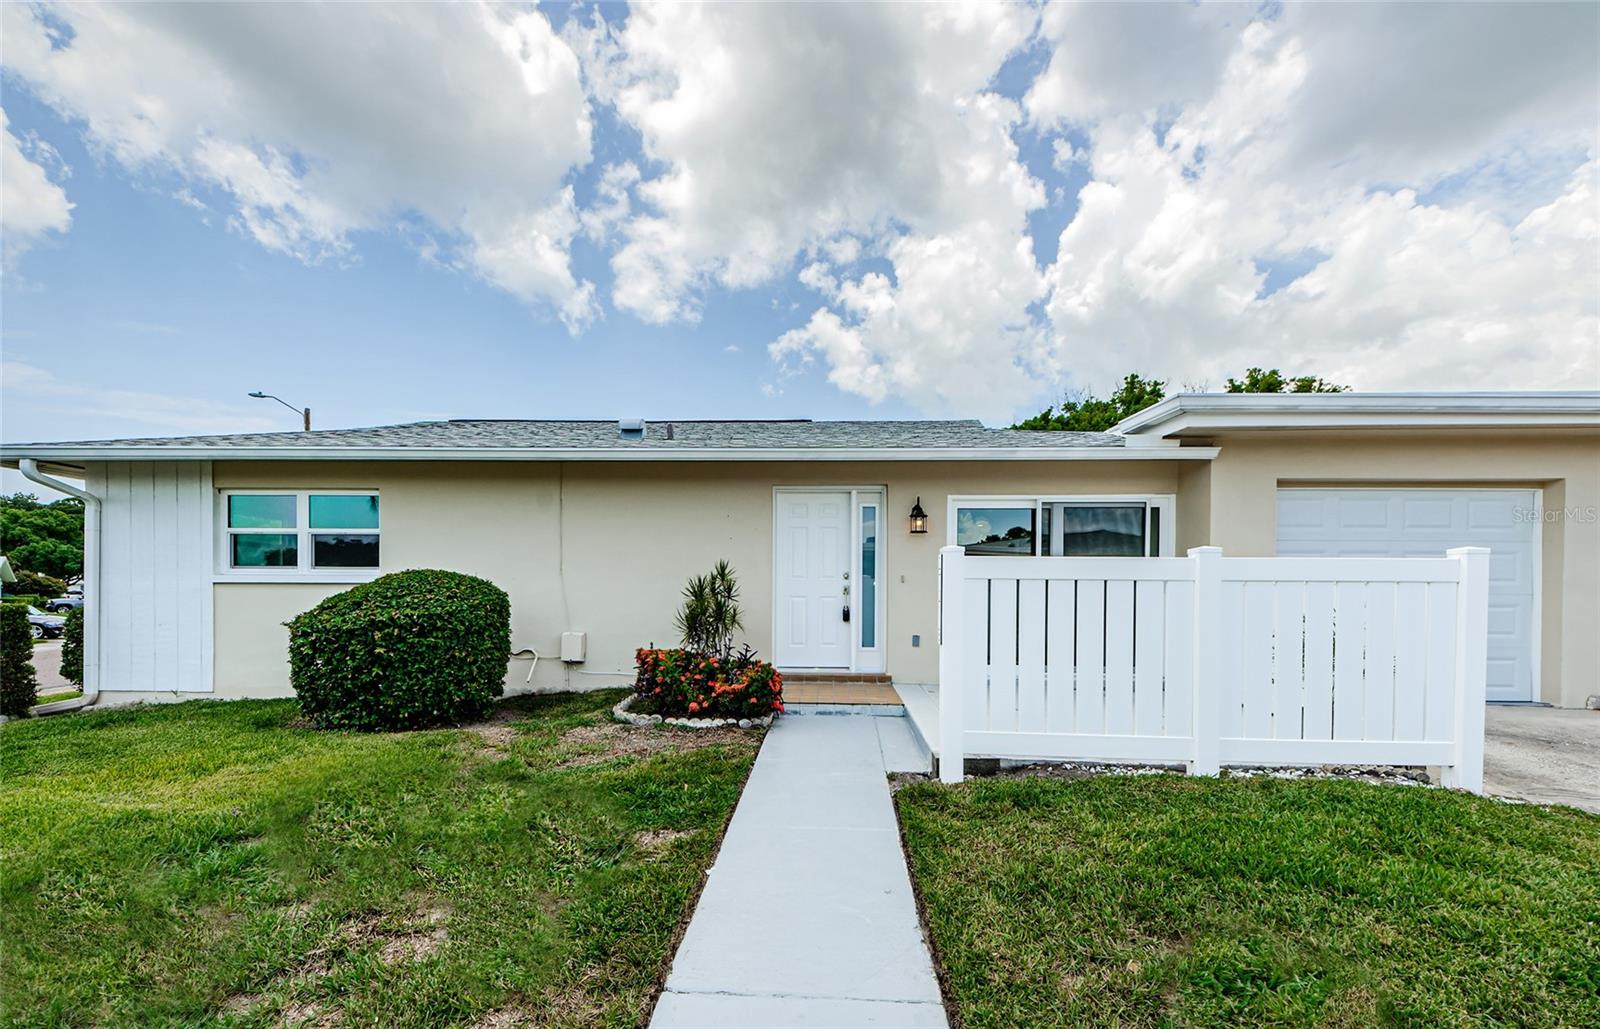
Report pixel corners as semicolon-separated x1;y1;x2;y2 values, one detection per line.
612;692;775;730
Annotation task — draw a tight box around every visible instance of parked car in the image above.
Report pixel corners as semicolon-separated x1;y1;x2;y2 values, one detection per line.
43;596;83;613
26;606;65;640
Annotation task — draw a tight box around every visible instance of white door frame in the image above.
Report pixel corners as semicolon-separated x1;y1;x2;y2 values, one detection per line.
1276;486;1542;703
772;486;887;673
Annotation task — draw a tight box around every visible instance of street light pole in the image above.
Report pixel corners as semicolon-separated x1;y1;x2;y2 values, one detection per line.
248;391;312;431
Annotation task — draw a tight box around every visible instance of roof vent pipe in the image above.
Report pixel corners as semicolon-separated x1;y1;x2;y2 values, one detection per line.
618;418;645;441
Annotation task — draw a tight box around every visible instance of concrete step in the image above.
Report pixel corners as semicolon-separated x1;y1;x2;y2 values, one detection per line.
778;671;892;684
783;680;902;706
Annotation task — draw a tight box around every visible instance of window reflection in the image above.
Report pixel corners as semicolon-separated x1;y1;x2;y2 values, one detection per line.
861;507;876;648
312;534;380;568
956;507;1036;555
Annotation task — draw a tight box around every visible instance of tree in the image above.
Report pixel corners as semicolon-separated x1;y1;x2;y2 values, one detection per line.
1013;373;1167;432
9;569;66;598
1225;367;1347;394
0;493;85;583
1015;367;1350;432
1;603;39;717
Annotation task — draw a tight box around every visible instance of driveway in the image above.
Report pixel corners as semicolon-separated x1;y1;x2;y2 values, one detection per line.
1483;705;1600;814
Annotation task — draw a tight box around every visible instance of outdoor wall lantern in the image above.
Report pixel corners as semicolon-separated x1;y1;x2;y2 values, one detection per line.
909;497;929;534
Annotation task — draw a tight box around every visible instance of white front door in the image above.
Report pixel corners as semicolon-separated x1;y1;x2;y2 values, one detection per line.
774;491;851;668
1276;488;1539;703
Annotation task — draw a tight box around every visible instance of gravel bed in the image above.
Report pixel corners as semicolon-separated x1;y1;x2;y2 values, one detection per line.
612;692;775;730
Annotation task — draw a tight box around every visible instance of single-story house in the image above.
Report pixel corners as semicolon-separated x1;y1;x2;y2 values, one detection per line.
4;391;1596;711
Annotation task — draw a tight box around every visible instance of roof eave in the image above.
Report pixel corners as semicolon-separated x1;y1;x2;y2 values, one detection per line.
2;444;1219;464
1113;392;1600;436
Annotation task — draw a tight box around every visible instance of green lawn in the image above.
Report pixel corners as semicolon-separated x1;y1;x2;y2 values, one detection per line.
897;774;1600;1028
1;690;759;1027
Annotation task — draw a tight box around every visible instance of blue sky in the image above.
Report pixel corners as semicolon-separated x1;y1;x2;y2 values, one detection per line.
3;2;1596;497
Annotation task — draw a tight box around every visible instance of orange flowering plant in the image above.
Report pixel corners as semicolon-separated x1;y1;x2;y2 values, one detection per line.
634;645;784;719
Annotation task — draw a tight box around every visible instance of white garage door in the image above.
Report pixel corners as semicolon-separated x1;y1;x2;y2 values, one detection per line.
1276;489;1538;703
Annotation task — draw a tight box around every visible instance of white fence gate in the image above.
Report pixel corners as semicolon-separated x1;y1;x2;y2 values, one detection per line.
936;545;1491;791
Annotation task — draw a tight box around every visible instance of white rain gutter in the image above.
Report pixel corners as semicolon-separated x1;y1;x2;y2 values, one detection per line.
18;460;99;714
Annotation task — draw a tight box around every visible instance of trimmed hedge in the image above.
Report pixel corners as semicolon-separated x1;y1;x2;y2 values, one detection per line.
1;602;39;717
61;606;84;685
634;646;784;719
286;569;511;731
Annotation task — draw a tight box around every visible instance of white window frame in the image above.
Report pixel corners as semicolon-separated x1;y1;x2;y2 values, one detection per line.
215;489;382;583
945;494;1176;557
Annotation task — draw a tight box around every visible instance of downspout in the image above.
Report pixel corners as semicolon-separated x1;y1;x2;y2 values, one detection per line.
18;460;100;713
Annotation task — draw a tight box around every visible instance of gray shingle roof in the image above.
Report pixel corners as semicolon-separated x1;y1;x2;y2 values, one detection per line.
6;419;1125;453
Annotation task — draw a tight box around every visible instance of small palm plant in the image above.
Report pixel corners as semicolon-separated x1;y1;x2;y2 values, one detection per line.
675;560;743;657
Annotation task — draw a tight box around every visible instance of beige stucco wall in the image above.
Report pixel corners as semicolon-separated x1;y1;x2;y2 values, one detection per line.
207;433;1597;708
1193;430;1600;708
211;459;1188;696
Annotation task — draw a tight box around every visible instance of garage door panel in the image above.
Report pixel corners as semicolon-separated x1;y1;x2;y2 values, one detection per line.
1466;498;1520;530
1489;551;1527;590
1336;498;1392;529
1276;489;1536;703
1401;498;1455;530
1276;494;1329;528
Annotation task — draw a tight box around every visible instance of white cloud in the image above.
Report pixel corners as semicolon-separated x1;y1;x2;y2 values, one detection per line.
1;108;73;268
3;2;1596;405
0;360;279;436
580;161;641;244
587;2;1049;413
1;2;597;327
1041;13;1600;393
590;3;1036;318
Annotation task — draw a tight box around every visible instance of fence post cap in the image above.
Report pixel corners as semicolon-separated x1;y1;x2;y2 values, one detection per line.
939;544;965;556
1445;546;1491;556
1187;545;1223;558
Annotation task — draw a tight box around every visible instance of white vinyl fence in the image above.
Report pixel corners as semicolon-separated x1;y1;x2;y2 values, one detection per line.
936;545;1490;790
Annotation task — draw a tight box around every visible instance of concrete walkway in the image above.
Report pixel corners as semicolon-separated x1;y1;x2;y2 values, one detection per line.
651;714;946;1027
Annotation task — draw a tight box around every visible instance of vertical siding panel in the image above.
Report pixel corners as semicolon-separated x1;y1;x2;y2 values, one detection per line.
1103;580;1135;735
1074;581;1106;734
198;461;215;693
1132;581;1165;736
152;464;180;691
1301;582;1335;740
129;463;157;692
1015;578;1047;733
173;464;210;692
1392;582;1427;739
102;463;134;694
1044;579;1076;734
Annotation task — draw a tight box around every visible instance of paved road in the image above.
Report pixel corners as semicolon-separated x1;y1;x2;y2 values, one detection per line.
1484;705;1600;813
30;639;75;694
652;714;946;1027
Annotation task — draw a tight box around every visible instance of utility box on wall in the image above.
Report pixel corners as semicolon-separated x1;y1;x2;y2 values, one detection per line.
560;631;587;663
